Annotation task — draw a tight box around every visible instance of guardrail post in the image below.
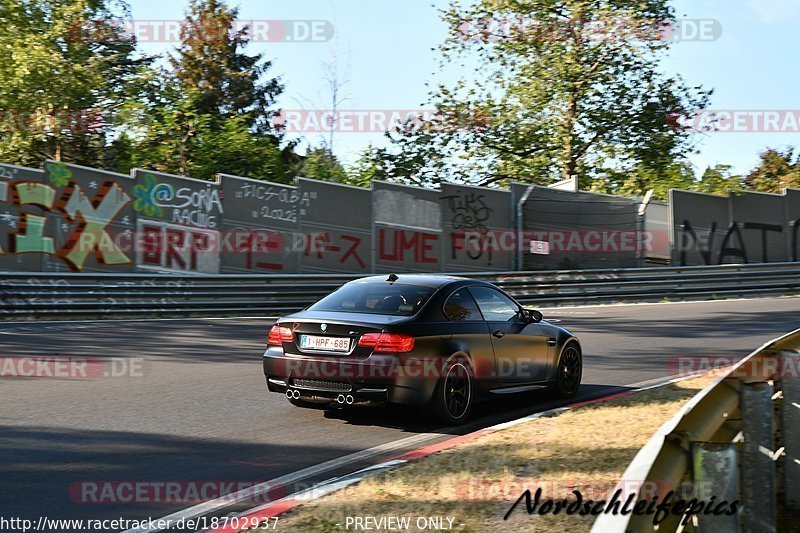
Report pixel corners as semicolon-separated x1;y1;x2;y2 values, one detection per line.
693;442;740;532
781;350;800;510
741;381;777;532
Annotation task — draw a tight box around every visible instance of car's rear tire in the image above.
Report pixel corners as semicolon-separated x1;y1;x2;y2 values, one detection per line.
554;341;582;398
429;357;474;425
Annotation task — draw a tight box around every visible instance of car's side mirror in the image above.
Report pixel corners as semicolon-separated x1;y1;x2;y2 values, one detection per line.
522;309;543;324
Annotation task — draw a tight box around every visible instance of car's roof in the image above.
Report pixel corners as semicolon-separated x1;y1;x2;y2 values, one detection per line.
350;274;481;288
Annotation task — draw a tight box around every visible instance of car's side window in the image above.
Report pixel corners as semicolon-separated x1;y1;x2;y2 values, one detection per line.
468;286;520;322
443;289;482;321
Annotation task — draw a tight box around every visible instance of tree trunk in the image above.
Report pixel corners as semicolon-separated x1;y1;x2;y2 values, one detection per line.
561;90;578;182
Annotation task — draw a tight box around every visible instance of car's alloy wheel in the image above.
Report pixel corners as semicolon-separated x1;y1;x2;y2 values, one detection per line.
555;342;582;398
431;358;473;425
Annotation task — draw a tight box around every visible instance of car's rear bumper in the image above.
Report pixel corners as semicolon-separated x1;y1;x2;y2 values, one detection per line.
263;349;439;405
266;376;390;403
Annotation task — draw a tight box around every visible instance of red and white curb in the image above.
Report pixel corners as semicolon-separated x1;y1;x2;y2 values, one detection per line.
201;370;714;533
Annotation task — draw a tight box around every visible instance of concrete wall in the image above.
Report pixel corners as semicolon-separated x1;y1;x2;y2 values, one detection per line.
671;188;800;266
644;201;671;262
219;174;300;274
440;183;513;272
132;169;222;274
788;189;800;262
373;181;442;273
521;186;642;270
6;159;795;273
0;163;45;272
298;178;372;273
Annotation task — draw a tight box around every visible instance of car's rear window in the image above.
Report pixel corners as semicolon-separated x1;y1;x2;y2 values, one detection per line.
308;283;436;316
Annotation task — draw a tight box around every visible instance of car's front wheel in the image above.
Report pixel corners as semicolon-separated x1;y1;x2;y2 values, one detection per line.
554;341;582;398
430;356;474;425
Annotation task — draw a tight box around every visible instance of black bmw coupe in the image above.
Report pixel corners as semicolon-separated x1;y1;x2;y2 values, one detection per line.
263;274;582;425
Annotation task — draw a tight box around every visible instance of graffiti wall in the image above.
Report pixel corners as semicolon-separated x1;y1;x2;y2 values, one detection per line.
671;188;800;266
6;159;795;275
440;183;513;272
0;161;137;273
0;164;45;272
373;181;443;273
132;169;222;274
297;178;371;273
220;174;300;274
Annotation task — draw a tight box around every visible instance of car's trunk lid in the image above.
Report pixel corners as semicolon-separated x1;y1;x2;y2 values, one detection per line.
279;311;407;357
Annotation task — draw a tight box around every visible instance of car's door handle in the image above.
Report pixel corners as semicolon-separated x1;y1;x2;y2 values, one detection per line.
547;338;557;346
492;330;505;338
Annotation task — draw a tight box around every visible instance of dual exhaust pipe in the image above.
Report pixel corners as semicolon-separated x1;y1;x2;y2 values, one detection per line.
336;393;355;405
286;388;354;405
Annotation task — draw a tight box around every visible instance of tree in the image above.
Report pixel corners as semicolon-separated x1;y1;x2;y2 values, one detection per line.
0;0;147;167
374;0;711;190
298;146;348;182
346;145;390;187
744;148;800;193
129;0;296;181
695;164;744;195
616;160;697;200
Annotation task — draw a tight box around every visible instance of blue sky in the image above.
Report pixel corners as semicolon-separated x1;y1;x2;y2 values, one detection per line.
129;0;800;176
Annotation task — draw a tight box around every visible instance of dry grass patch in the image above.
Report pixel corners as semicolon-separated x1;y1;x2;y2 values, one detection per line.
273;375;715;533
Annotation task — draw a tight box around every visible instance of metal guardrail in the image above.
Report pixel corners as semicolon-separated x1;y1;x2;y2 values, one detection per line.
591;328;800;533
0;262;799;319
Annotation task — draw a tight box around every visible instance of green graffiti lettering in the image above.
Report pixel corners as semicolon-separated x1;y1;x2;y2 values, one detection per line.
15;181;56;208
12;213;55;254
9;182;57;255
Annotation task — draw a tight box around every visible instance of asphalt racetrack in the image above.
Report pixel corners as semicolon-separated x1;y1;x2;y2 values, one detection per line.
1;296;798;530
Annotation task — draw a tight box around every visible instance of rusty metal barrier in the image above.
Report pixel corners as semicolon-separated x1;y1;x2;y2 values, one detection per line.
591;329;800;533
0;262;799;320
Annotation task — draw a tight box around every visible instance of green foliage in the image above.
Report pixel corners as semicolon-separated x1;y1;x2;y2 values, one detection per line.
126;0;294;181
744;148;800;193
695;164;744;196
0;0;148;167
371;0;711;192
346;146;391;187
298;146;348;183
168;0;283;136
616;161;697;201
3;0;798;199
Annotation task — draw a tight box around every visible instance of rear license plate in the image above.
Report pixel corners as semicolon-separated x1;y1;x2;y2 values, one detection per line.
299;335;350;352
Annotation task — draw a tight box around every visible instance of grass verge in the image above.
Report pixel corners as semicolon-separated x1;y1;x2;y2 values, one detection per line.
271;375;715;533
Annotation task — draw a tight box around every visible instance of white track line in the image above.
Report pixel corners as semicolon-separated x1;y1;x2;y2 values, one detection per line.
123;430;450;533
124;373;696;533
198;373;707;533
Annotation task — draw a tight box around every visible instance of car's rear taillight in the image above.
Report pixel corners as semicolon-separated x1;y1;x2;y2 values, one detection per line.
268;325;293;346
358;333;415;353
